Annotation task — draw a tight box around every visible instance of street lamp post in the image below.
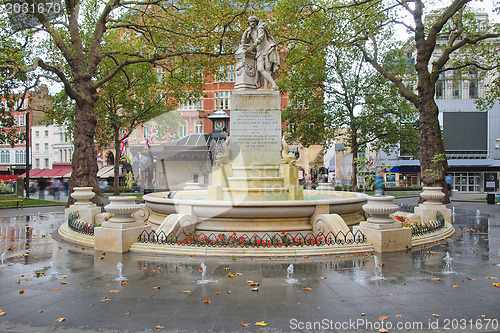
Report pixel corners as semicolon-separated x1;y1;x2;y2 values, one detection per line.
25;112;30;199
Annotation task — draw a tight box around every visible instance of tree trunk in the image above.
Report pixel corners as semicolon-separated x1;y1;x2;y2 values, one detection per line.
417;87;449;203
68;87;102;206
351;137;358;192
114;127;120;196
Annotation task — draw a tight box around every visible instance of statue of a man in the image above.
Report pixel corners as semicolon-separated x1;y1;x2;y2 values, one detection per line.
240;16;280;90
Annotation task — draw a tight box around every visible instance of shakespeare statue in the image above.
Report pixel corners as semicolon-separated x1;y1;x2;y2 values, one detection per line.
235;16;280;90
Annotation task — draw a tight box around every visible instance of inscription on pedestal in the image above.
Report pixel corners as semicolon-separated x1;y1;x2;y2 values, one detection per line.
231;110;281;150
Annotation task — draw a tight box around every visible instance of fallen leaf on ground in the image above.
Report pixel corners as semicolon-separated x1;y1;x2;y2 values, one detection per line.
52;288;60;291
155;325;164;329
452;285;460;288
109;290;120;293
0;311;5;316
320;276;326;279
125;311;131;315
101;297;109;301
249;282;259;286
303;286;312;290
121;281;127;285
486;277;498;279
433;314;440;317
228;273;235;278
430;278;441;281
236;273;243;276
25;278;31;281
241;321;249;327
379;316;389;320
227;291;231;294
379;329;388;333
255;321;268;327
203;299;211;303
60;282;67;285
251;288;259;292
39;311;43;313
493;283;500;288
215;292;221;295
361;313;366;316
181;290;190;293
396;315;402;318
154;286;161;290
56;318;65;322
140;267;147;270
480;315;487;318
19;289;24;294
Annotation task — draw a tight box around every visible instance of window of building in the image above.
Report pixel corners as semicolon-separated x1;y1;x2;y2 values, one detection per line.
18;114;24;126
195;121;203;134
215;91;231;110
44;130;49;137
0;150;9;164
35;158;40;169
179;122;187;137
15;150;25;164
469;67;478;99
180;98;203;111
448;172;481;192
35;143;40;153
44;158;49;168
435;73;445;99
35;131;39;138
44;143;49;152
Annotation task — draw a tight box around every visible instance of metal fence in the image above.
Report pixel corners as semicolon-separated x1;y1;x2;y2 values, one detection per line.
138;230;366;248
397;203;416;213
411;211;445;237
67;211;95;236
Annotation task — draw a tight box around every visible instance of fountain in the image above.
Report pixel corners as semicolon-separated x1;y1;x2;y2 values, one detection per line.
195;263;218;284
141;15;367;241
0;252;6;267
370;255;385;280
114;262;128;281
442;252;454;274
50;261;60;275
284;264;299;284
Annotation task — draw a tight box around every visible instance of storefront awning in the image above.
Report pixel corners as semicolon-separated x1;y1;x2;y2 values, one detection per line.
19;168;72;178
0;175;20;181
97;165;124;178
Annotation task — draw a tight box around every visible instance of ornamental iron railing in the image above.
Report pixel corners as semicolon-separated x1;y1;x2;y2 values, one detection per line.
138;230;366;248
411;211;445;237
397;203;416;213
67;211;94;236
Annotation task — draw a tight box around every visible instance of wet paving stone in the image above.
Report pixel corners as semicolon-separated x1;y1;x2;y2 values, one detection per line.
0;203;499;332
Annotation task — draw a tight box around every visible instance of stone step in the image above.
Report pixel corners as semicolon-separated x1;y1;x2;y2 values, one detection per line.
222;187;288;201
231;165;281;177
227;176;284;188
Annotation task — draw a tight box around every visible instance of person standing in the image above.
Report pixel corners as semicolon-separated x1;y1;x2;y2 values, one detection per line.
52;178;61;200
38;178;47;199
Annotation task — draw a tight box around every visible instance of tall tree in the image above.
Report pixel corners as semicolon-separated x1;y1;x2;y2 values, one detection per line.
282;43;418;190
5;0;265;205
345;0;500;201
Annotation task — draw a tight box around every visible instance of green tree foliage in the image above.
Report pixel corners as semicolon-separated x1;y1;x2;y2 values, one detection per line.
2;0;271;204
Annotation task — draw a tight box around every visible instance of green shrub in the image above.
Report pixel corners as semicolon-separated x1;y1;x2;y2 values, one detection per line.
0;186;14;194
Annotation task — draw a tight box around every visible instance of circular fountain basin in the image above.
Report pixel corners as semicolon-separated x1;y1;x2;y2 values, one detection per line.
143;190;368;234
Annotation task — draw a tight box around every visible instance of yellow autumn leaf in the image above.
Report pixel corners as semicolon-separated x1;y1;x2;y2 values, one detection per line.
255;321;268;327
493;283;500;287
486;277;498;279
56;318;65;322
156;325;164;329
433;314;440;317
154;286;161;290
109;290;120;293
203;299;211;303
241;321;249;327
379;316;389;320
19;289;24;294
0;311;6;316
181;290;190;293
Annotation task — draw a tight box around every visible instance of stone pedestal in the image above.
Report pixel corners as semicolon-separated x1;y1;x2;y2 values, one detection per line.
414;187;451;223
64;187;100;226
94;196;151;253
234;45;257;90
354;196;411;252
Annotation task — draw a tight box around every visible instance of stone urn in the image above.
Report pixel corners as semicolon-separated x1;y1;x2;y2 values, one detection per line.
420;187;445;205
362;196;399;225
104;196;141;224
71;187;95;205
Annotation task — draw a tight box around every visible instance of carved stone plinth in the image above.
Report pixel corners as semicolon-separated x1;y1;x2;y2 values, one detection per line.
354;196;411;252
234;45;257;90
64;187;100;228
94;196;151;253
414;187;451;223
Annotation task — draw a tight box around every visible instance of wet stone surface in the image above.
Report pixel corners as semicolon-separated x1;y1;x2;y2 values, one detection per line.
0;204;499;332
